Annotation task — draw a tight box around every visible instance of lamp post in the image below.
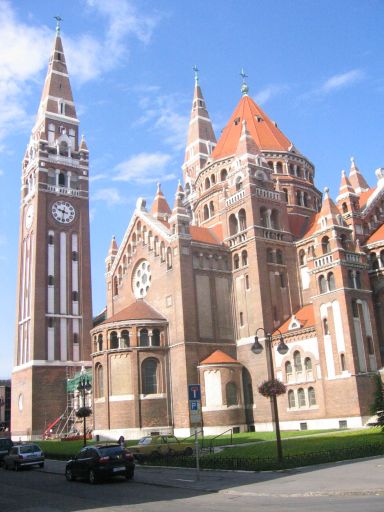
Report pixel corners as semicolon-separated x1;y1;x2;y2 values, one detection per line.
0;397;4;431
251;328;288;462
77;370;92;447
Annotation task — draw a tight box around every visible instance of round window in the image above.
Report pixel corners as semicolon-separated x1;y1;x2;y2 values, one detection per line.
132;260;151;299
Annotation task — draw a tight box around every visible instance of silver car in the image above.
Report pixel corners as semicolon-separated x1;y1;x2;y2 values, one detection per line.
3;444;44;471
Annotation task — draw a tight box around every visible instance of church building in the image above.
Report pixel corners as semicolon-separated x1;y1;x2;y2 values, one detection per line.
91;72;384;438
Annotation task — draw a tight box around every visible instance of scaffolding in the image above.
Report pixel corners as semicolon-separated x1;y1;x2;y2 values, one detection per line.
43;367;93;439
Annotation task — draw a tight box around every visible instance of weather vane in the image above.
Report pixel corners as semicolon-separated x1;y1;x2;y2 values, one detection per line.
193;65;199;84
54;16;63;35
240;68;249;96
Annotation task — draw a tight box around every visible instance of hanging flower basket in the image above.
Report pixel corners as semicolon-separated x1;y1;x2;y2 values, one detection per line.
258;379;287;398
76;406;92;418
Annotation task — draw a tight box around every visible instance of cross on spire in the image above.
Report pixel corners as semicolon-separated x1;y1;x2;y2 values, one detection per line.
54;16;62;35
240;68;249;96
193;65;199;84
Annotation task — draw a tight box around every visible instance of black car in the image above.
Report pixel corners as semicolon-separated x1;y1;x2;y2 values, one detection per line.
0;438;14;465
65;444;135;484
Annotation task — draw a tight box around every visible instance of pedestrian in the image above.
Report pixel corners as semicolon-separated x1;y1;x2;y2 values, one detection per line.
118;435;125;447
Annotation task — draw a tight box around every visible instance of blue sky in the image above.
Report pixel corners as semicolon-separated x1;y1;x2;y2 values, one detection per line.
0;0;383;378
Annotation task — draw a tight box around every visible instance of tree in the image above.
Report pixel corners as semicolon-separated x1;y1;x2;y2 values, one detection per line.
370;374;384;431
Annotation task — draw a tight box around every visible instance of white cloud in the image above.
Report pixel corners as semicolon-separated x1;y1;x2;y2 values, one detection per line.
136;92;189;150
90;173;107;183
254;85;288;105
92;187;124;204
0;0;159;147
320;69;364;94
114;152;176;184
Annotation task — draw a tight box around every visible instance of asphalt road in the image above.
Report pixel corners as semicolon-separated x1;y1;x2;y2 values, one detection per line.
1;456;384;512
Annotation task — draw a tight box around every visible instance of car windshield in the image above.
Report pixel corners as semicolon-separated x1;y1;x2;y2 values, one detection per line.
20;445;40;454
138;437;153;445
98;446;123;456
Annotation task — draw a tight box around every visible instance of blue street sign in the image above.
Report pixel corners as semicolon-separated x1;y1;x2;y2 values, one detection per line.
188;384;201;401
190;401;198;411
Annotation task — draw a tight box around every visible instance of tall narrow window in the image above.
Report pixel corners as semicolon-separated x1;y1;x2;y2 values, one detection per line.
308;387;317;406
323;318;330;335
340;353;346;371
95;364;104;398
240;312;244;326
110;331;118;349
288;390;296;408
297;388;306;407
321;236;331;254
139;328;149;347
351;299;359;318
120;330;130;348
142;358;158;394
318;275;327;294
226;382;238;406
245;274;250;290
285;361;293;382
152;328;160;347
97;334;103;352
327;272;335;291
294;351;302;372
241;250;248;266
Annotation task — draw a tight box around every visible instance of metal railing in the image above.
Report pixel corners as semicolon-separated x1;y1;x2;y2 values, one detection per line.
208;428;233;453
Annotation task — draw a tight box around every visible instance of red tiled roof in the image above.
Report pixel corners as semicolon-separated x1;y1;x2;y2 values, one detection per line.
212;95;293;160
288;215;312;239
190;225;222;245
365;223;384;245
102;300;166;324
359;188;375;209
273;304;315;335
200;350;239;365
301;212;321;238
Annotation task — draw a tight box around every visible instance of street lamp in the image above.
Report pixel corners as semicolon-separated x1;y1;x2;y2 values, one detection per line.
251;327;288;462
77;370;92;447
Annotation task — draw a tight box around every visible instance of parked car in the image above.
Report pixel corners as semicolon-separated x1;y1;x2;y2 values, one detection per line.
129;435;194;461
65;444;135;484
3;444;44;471
0;438;13;465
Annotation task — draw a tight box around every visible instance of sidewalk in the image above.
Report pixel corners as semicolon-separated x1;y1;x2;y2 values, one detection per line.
44;455;384;497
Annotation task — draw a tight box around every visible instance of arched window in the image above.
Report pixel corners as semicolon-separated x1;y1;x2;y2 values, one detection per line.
95;364;104;398
296;191;302;206
233;254;240;270
351;299;359;318
355;271;361;289
288;390;296;408
323;318;330;335
236;176;242;191
299;249;306;266
276;250;283;264
121;330;129;348
308;387;317;406
58;172;66;186
271;210;280;230
229;214;238;236
211;174;216;185
113;276;118;296
304;357;312;372
166;247;172;270
139;328;149;347
152;328;160;347
205;177;210;190
220;169;228;181
294;351;302;372
340;234;348;249
276;161;283;173
285;361;293;381
141;358;158;394
97;334;103;352
342;202;348;213
370;253;379;270
238;209;246;231
110;331;118;349
297;388;306;407
318;275;327;294
321;236;331;254
226;382;238;406
267;248;274;263
327;272;335;291
241;250;248;266
203;204;209;220
260;207;268;227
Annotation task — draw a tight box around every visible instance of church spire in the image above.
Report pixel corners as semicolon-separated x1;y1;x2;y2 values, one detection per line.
182;67;216;185
36;20;78;127
348;157;369;194
150;183;172;221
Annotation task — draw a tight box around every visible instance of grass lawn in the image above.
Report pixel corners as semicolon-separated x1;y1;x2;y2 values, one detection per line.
37;428;383;460
213;428;384;459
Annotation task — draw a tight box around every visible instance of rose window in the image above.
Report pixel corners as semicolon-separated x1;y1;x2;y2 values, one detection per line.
133;260;151;298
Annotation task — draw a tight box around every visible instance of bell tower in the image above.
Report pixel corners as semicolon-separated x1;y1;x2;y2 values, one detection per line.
12;21;93;439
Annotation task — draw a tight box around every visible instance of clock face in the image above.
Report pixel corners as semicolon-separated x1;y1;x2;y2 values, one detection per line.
25;204;34;229
51;200;76;224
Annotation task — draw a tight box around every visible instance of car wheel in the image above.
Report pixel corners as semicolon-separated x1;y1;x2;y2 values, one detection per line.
65;468;75;482
125;469;134;480
184;447;193;456
89;469;98;485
